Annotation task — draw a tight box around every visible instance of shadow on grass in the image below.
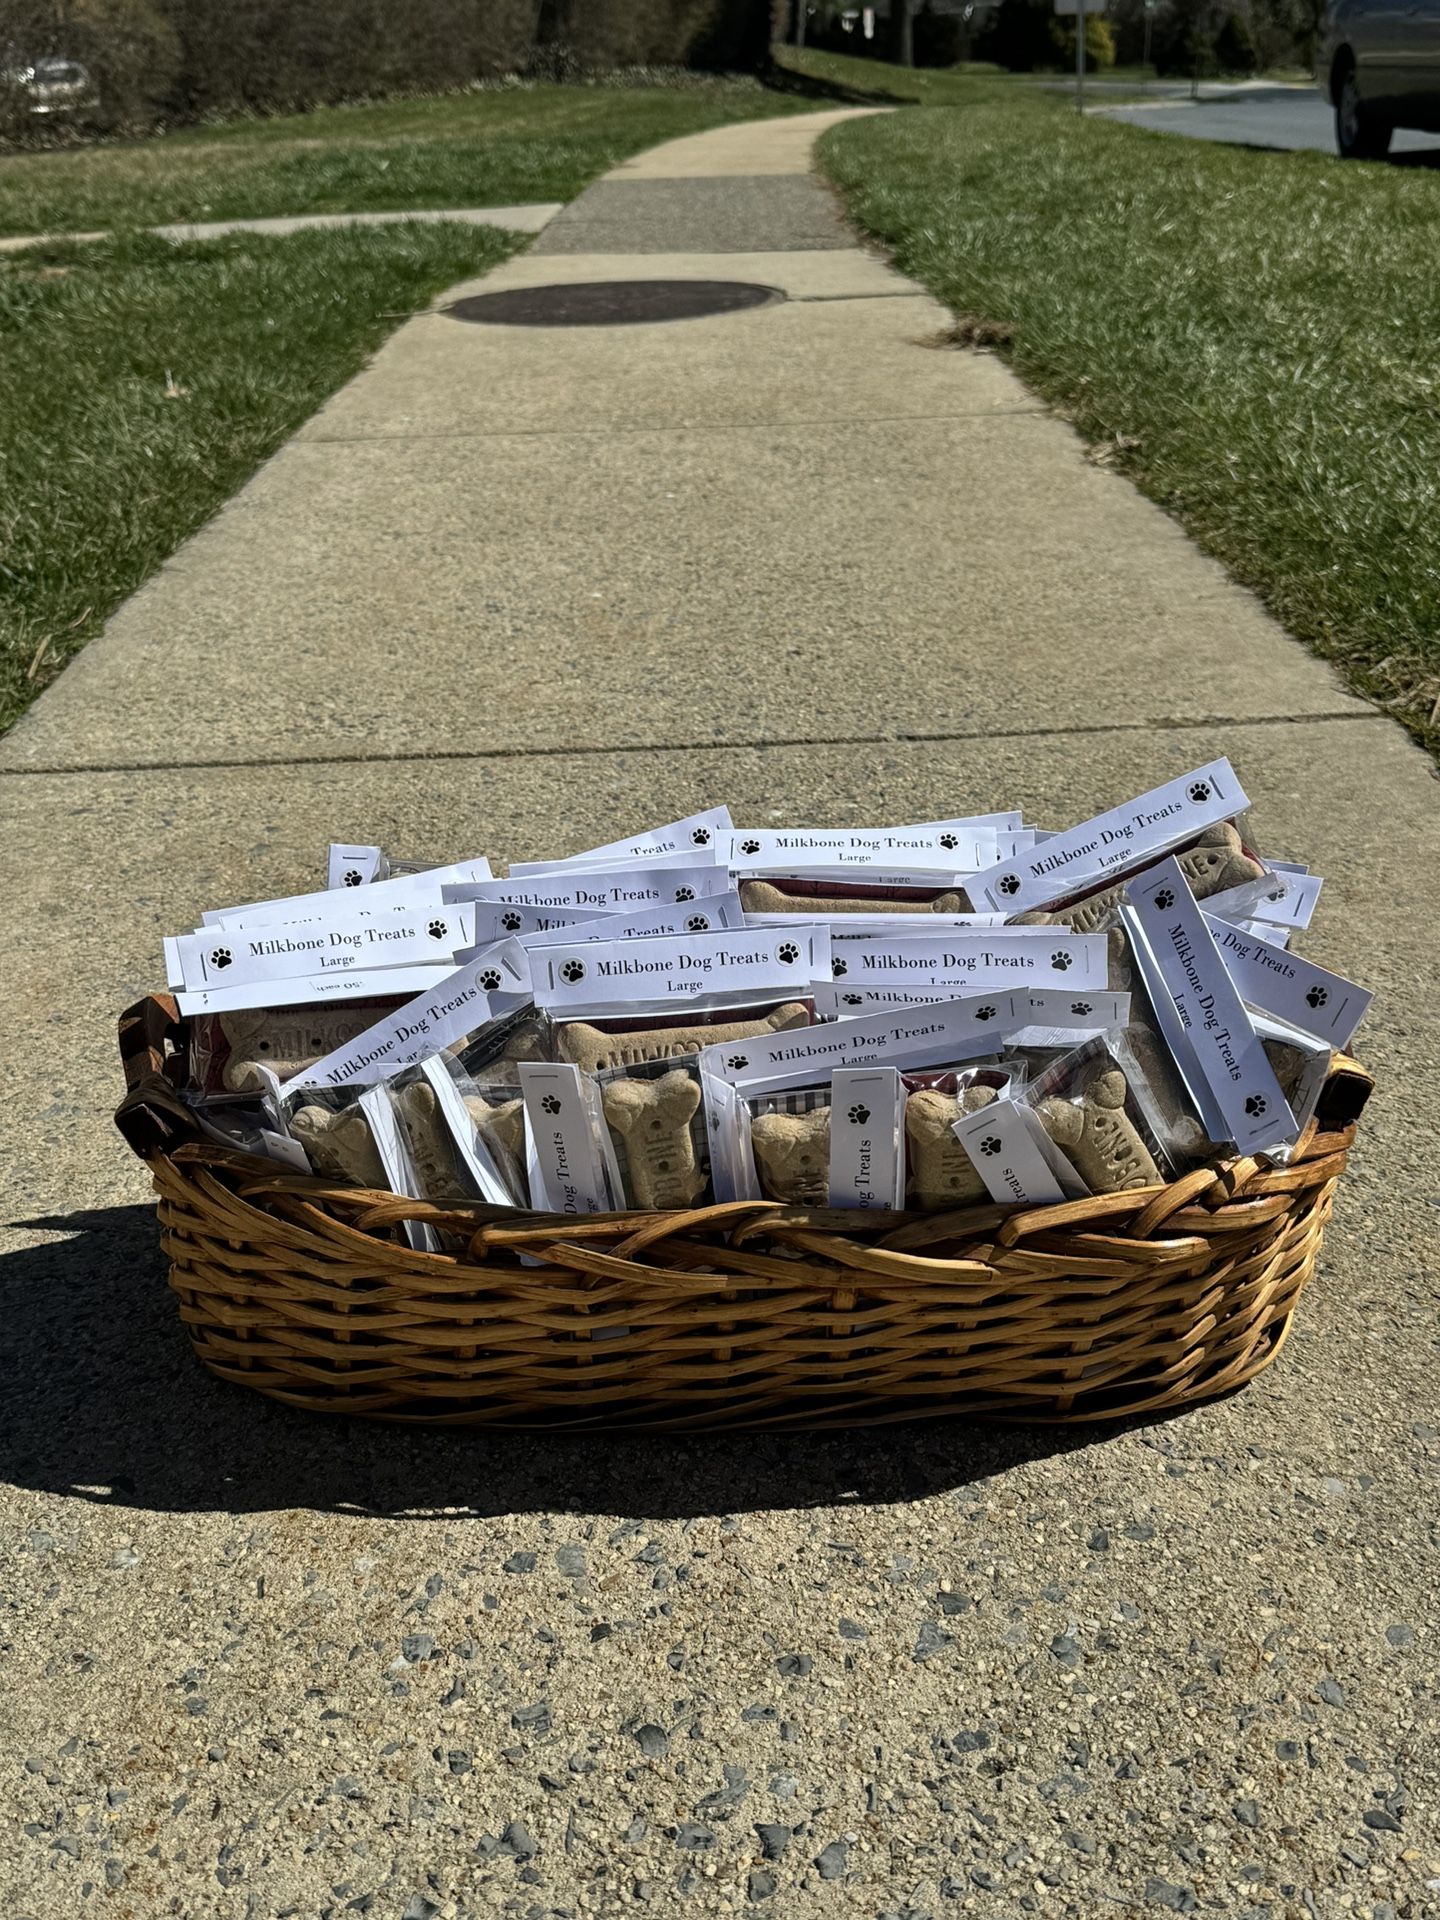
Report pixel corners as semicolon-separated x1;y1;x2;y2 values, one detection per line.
759;61;910;108
1;1204;1114;1520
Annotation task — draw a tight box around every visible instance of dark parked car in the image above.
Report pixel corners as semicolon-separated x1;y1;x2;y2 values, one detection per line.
1319;0;1440;156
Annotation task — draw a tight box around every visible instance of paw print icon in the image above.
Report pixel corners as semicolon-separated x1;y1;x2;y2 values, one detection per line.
479;970;502;991
974;1004;997;1021
841;993;863;1006
726;1055;748;1071
740;838;762;855
560;958;586;984
343;869;363;887
938;832;959;851
686;914;710;933
1188;780;1212;803
1244;1094;1267;1117
979;1135;1002;1157
1050;951;1073;972
1070;1000;1093;1016
427;919;448;941
847;1104;871;1126
1153;887;1175;912
776;941;800;964
501;910;523;932
209;946;233;970
691;827;711;846
998;874;1020;897
1305;985;1328;1009
540;1095;562;1116
832;957;848;978
674;886;696;903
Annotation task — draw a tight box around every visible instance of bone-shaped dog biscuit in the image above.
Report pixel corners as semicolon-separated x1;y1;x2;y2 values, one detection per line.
905;1086;995;1211
1013;824;1263;935
750;1108;830;1206
741;881;968;915
474;1095;525;1174
289;1103;388;1189
602;1071;706;1210
220;1008;378;1092
394;1081;476;1203
556;1002;810;1075
1037;1067;1160;1193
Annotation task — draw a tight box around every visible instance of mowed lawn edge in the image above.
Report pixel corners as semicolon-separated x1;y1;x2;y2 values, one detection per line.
0;223;519;734
817;89;1440;763
0;80;819;237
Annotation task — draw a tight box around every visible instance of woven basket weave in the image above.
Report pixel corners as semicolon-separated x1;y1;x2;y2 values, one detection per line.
116;994;1372;1429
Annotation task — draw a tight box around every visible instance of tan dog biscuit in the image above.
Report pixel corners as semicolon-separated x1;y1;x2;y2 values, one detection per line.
556;1002;810;1075
750;1108;830;1206
1038;1066;1160;1193
474;1095;526;1172
220;1008;377;1092
740;881;968;915
602;1071;706;1210
1013;824;1263;935
289;1103;388;1189
905;1086;995;1210
395;1082;473;1203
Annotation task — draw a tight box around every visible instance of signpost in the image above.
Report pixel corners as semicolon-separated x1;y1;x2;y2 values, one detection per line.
1054;0;1102;112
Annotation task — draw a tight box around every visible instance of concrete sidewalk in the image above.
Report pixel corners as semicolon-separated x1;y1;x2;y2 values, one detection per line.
4;108;1438;1919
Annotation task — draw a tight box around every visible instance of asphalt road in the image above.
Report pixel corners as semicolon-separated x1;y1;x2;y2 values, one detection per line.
1101;84;1440;157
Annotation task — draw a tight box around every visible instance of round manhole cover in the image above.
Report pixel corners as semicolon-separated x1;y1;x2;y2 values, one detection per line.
444;279;783;328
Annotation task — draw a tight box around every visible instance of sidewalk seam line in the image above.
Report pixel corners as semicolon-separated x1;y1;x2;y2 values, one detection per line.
297;407;1052;444
0;710;1382;780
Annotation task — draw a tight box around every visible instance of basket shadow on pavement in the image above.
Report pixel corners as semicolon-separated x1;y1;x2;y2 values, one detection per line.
2;1205;1109;1520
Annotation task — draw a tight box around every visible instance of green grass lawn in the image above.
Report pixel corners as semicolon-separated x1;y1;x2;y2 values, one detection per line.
811;61;1440;760
0;223;519;731
0;78;818;237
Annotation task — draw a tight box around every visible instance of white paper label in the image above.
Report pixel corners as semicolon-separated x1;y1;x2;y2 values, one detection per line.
327;844;385;889
951;1099;1068;1207
745;912;1008;932
507;807;732;873
283;939;531;1089
521;892;747;948
725;823;995;876
444;862;730;915
518;1064;613;1215
827;929;1108;993
174;963;456;1018
173;900;477;991
966;759;1248;912
532;925;830;1014
204;860;495;930
1204;914;1371;1049
828;1068;904;1210
702;993;1021;1093
1122;859;1295;1153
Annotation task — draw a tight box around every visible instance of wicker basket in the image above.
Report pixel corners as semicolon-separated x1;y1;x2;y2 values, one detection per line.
116;994;1373;1429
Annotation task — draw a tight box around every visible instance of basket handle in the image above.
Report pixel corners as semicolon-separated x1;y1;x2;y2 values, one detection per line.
115;993;202;1160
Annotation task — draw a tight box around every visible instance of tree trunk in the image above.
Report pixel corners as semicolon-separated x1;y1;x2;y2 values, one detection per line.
892;0;914;65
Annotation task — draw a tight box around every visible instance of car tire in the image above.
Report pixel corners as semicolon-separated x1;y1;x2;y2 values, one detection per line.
1335;61;1393;159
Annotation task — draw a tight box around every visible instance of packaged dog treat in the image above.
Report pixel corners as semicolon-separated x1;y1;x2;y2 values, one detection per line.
390;1055;525;1209
1120;858;1298;1156
828;1067;906;1210
282;939;531;1091
555;1001;812;1074
507;807;733;875
532;923;830;1020
903;1065;1019;1211
739;879;972;916
1027;1040;1170;1192
517;1063;621;1217
597;1057;711;1211
964;759;1250;915
187;997;411;1094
